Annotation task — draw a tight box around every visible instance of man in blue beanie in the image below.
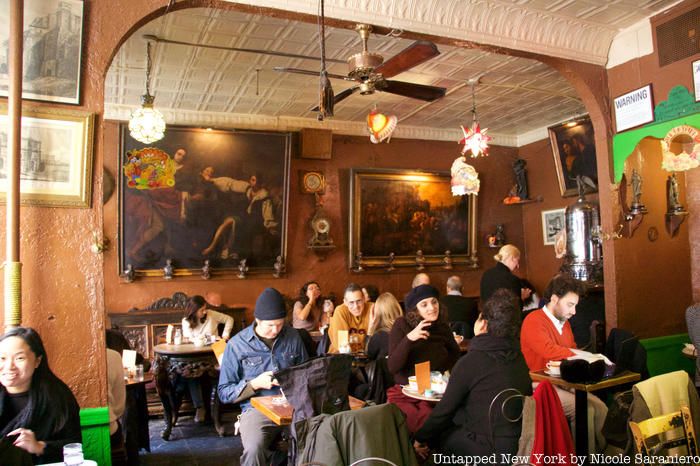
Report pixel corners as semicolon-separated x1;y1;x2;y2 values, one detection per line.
218;287;308;465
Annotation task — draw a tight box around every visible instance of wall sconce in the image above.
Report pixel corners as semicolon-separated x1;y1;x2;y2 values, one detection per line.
91;232;109;254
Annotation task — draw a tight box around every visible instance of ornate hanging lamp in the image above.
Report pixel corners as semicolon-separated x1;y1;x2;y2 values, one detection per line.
367;108;397;143
458;79;491;158
128;41;166;144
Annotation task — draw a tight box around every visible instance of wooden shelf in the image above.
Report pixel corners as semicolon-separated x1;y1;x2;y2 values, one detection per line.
503;196;543;205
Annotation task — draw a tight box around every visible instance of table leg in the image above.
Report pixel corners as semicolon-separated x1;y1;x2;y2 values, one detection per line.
575;389;588;464
153;355;175;441
211;387;225;437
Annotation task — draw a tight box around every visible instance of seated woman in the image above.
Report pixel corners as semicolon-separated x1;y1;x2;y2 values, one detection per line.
181;295;234;423
413;289;533;462
361;292;402;403
292;281;333;331
387;284;460;433
0;327;81;464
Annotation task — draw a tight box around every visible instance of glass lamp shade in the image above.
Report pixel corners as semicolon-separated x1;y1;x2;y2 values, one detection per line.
450;156;480;196
129;103;166;144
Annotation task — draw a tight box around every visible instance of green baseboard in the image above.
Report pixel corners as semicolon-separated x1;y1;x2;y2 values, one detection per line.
80;407;111;466
640;333;695;378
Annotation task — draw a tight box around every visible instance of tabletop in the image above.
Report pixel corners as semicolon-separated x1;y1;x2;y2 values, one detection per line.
251;395;365;426
126;373;154;386
530;369;640;392
153;343;215;355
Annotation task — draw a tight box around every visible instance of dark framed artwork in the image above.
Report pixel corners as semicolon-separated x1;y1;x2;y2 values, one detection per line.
0;0;84;104
548;116;598;197
349;168;478;269
119;125;290;276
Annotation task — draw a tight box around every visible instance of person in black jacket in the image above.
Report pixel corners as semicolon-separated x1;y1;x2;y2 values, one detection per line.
440;275;479;338
414;289;532;462
0;327;81;465
480;244;531;309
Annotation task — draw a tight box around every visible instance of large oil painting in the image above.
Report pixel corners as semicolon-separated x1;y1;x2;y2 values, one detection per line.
549;116;598;197
349;169;477;269
119;125;290;275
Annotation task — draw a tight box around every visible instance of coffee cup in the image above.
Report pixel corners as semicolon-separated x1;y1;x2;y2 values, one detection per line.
193;336;206;347
546;360;561;376
408;376;418;391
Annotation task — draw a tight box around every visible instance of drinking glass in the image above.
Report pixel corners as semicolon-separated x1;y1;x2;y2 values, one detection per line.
63;442;84;465
134;364;144;381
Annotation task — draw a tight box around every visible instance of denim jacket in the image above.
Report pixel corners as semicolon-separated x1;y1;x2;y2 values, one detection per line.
217;323;308;411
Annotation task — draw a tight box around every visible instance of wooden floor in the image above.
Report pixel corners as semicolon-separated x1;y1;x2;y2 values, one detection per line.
140;412;242;466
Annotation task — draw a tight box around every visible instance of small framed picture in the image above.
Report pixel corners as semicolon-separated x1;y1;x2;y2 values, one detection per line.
541;208;566;246
693;59;700;102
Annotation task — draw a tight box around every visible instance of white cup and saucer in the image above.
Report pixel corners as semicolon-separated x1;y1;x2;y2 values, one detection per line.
545;360;561;377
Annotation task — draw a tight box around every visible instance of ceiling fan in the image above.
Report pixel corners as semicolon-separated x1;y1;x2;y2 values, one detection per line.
274;24;447;109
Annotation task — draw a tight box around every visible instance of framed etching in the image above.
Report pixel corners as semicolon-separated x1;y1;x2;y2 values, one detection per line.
0;0;84;104
548;116;598;197
349;168;478;269
0;105;94;207
119;125;290;276
541;208;566;246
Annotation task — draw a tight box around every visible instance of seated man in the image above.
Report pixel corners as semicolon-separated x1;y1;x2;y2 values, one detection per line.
520;274;608;453
328;283;372;353
218;288;309;466
440;275;479;338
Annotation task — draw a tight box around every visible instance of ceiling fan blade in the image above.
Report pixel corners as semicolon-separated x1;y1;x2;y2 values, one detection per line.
374;41;440;78
382;80;446;101
273;67;349;81
311;86;360;112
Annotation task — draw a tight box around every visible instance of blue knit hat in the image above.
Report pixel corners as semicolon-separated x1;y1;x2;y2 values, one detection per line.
404;284;439;311
254;288;287;320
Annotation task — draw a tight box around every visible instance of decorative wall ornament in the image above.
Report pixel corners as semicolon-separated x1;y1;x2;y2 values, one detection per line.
273;255;285;278
163;259;174;280
660;124;700;172
665;172;688;237
450;157;480;196
201;260;211;280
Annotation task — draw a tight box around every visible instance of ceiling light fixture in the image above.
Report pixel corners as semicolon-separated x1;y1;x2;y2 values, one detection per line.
129;41;166;144
367;108;397;143
458;79;491;158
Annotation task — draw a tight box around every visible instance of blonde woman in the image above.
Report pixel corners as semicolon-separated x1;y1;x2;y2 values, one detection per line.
367;292;403;361
479;244;531;308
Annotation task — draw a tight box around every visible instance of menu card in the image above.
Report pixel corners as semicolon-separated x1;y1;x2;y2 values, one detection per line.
166;325;174;344
415;361;431;394
337;330;349;349
122;349;137;369
211;339;227;365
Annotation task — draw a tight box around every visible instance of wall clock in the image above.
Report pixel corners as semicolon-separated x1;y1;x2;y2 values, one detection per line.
301;171;325;194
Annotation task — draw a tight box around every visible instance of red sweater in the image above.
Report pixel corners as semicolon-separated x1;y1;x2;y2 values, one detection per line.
520;308;575;371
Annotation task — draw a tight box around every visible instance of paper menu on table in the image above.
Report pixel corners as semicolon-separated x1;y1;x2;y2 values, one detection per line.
415;361;431;394
337;330;349;349
166;325;174;344
122;349;137;368
212;339;227;365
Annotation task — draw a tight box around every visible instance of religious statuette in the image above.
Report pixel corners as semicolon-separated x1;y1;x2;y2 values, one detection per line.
416;250;426;271
238;259;249;279
124;264;135;283
387;252;395;272
629;169;647;215
273;255;285;278
163;259;174;280
201;260;211;280
443;250;453;270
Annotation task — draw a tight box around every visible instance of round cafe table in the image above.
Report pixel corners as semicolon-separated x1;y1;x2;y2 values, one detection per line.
401;385;442;403
152;343;219;440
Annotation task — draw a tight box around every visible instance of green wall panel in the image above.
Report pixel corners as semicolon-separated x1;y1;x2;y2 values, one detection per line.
80;407;111;466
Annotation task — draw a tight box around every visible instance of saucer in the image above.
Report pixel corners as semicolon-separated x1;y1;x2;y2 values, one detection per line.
544;369;561;377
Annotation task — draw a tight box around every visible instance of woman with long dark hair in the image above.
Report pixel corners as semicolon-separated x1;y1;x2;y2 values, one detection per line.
387;284;460;434
0;327;81;464
181;295;234;342
292;281;333;331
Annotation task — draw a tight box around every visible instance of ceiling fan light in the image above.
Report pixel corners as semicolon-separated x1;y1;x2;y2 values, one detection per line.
129;97;166;144
367;109;397;144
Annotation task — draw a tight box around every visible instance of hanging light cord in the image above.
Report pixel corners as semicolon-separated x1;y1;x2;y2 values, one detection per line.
471;80;477;125
145;41;153;98
318;0;327;72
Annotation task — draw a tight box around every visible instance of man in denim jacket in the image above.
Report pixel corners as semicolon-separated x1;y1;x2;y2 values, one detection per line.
218;287;308;465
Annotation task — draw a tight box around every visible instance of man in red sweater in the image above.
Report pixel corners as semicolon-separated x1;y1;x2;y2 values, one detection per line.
521;274;608;453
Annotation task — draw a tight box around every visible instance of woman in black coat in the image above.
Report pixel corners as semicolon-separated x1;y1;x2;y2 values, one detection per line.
0;327;81;464
480;244;530;308
414;289;532;462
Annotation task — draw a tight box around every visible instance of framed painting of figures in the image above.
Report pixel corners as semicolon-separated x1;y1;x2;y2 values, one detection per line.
0;0;84;104
349;168;478;270
119;125;290;277
548;116;598;197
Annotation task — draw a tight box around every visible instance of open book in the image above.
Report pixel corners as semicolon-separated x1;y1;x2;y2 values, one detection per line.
567;349;613;365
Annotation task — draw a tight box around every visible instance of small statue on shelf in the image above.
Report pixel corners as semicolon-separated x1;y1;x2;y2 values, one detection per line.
353;252;364;273
124;264;135;283
163;259;174;280
416;250;426;271
629;169;647;215
273;255;285;278
238;259;248;279
443;250;453;270
387;252;395;272
201;260;211;280
512;158;529;201
667;173;684;213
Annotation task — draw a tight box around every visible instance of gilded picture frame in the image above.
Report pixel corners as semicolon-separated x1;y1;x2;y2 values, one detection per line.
0;105;94;207
349;168;478;269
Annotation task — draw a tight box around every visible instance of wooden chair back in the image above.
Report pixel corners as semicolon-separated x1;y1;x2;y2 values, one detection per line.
629;405;699;462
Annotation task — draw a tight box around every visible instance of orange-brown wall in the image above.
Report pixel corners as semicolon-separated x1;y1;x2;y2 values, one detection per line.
605;1;698;337
103;123;525;322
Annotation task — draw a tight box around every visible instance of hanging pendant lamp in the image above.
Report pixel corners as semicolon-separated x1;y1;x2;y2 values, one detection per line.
458;79;491;158
129;41;166;144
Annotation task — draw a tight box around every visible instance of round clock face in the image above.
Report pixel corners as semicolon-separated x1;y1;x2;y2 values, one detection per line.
303;172;324;193
313;217;330;234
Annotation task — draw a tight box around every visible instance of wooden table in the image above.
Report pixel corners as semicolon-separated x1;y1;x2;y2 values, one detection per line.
153;343;221;440
251;395;365;426
530;370;640;462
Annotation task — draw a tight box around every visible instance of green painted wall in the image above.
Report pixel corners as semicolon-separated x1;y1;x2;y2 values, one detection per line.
80;407;111;466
